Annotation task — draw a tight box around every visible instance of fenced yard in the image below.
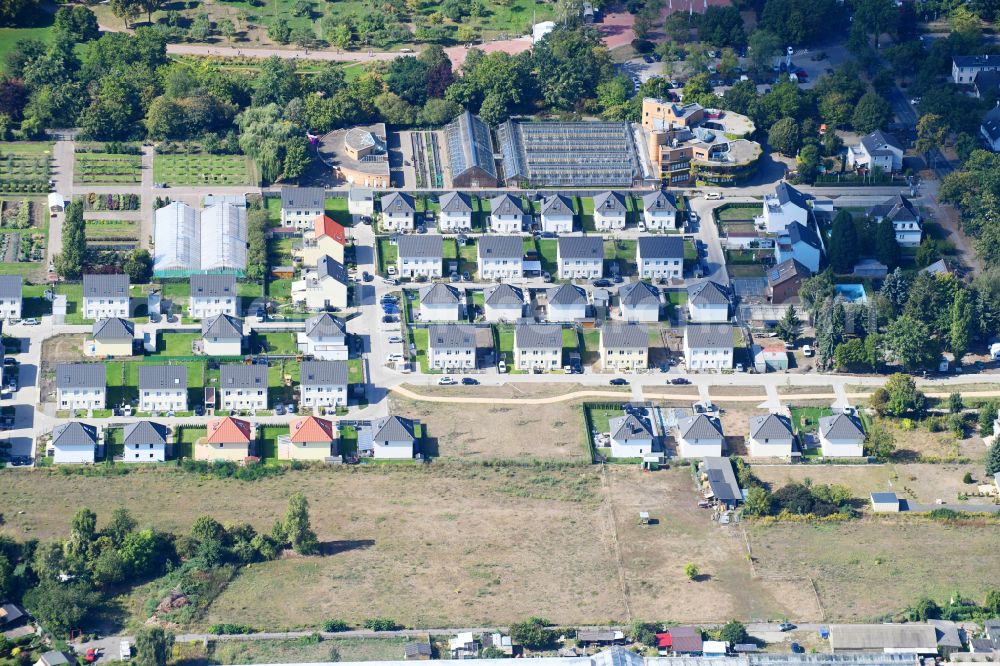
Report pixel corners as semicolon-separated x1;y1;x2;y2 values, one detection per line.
153;153;255;186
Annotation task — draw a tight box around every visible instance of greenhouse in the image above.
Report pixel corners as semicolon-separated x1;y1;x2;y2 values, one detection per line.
153;200;247;277
200;202;247;273
153;202;200;276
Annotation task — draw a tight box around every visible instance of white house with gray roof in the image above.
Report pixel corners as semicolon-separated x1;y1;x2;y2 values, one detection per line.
280;186;325;229
676;414;724;457
381;192;416;231
687;280;730;323
489;194;525;233
299;360;348;410
636;236;683;280
609;413;654;458
201;314;244;356
123;421;168;463
866;194;922;247
747;413;794;458
593;192;627;230
189;274;238;319
761;182;809;233
371;415;416;459
641;191;677;230
292;254;348;310
819;413;865;457
557;236;603;280
618;281;659;323
477;236;523;280
396;235;443;279
513;324;562;371
483;284;524;321
83;273;129;320
139;365;188;413
219;364;268;411
600;323;648;371
90;317;134;357
0;275;22;321
298;313;348;360
427;324;476;370
437;192;473;231
50;422;98;464
540;194;574;233
683;324;734;370
419;283;462;321
846;130;904;174
55;364;106;411
545;284;588;322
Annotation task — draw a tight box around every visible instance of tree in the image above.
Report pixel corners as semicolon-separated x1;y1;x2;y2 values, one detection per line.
742;486;773;516
67;507;97;561
865;420;896;459
796;143;821;183
852;0;895;49
768;117;800;156
54;6;100;42
775;304;801;343
875;217;900;269
684;563;699;580
23;579;100;637
869;387;890;416
915;239;941;268
747;29;780;74
56;200;86;280
138;0;160;24
135;626;174;666
219;19;235;44
718;48;739;79
110;0;140;28
883;372;925;416
985;588;1000;617
268;17;292;44
188;13;212;41
916;113;948;165
980;401;998;437
283;492;319;555
719;620;748;644
105;507;137;546
829;209;859;273
509;618;554;650
987;441;1000;476
281;137;311;182
124;249;152;283
851;92;892;133
835;338;871;372
949;392;964;413
909;597;941;622
949;288;974;363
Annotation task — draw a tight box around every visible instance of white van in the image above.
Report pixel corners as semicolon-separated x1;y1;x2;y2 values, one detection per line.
705;192;723;200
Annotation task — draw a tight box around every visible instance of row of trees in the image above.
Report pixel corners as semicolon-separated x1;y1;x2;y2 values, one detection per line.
53;198;152;281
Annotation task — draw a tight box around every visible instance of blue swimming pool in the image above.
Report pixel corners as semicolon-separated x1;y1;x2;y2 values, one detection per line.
834;284;868;304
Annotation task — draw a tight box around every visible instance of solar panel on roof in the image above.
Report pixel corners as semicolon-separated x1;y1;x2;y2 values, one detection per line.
770;270;780;280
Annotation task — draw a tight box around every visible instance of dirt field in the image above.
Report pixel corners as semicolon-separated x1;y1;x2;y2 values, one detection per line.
777;385;835;396
705;385;768;397
209;638;410;664
399;382;630;400
38;334;87;397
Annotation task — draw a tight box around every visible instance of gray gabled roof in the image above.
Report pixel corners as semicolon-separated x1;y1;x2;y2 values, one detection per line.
190;274;236;299
610;413;653;441
983;104;1000;142
768;259;811;286
641;190;677;212
478;235;523;260
774;181;809;210
280;185;325;210
540;194;574;215
637;235;683;259
490;194;524;216
484;283;524;306
787;221;822;250
138;365;187;390
702;457;740;501
687;280;729;306
593;191;626;214
819;413;865;441
954;54;1000;68
428;323;476;349
92;317;134;341
0;275;22;299
52;421;98;447
871;491;899;504
397;234;443;259
619;281;659;306
685;325;733;349
749;413;793;440
601;323;648;348
419;282;461;305
859;129;903;155
305;313;346;338
300;360;348;386
381;191;415;214
678;414;723;439
219;364;267;389
123;421;168;447
55;363;105;389
439;191;472;213
373;415;415;443
558;236;603;260
202;313;243;340
867;193;920;223
546;283;587;306
317;255;348;284
83;273;129;299
515;323;562;349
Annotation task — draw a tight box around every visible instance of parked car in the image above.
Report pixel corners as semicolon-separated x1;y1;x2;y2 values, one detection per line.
593;279;612;288
362;271;373;282
670;377;691;385
609;378;629;386
779;623;795;632
21;318;39;326
705;192;723;200
497;360;508;373
2;358;16;367
275;403;286;415
388;335;404;344
194;405;205;416
462;271;471;281
387;265;397;275
461;377;479;385
802;345;814;357
542;271;552;282
382;315;397;323
450;272;461;282
437;376;457;385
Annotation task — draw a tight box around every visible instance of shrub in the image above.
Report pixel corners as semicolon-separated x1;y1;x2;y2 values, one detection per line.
509;617;555;650
363;617;399;631
322;619;350;632
684;563;699;580
208;623;256;635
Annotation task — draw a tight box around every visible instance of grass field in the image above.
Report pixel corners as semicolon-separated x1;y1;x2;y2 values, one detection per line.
84;219;139;240
209;637;411;664
153;153;255;186
75;153;142;185
0;25;53;75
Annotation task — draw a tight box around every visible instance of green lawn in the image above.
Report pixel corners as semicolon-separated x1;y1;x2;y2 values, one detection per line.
54;283;84;323
716;204;763;221
411;327;429;373
789;406;833;434
587;404;625;435
105;426;125;460
174;426;206;459
153;153;255;186
536;239;558;275
339;425;358;457
257;425;289;462
155;333;200;357
604;239;637;275
496;324;514;364
249;332;297;355
377;238;397;275
561;327;578;349
325;197;352;227
0;26;53;75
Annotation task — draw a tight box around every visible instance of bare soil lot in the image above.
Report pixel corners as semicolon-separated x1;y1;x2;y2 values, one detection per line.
400;382;629;400
777;385;834;396
209;638;411;664
38;334;87;397
706;385;768;397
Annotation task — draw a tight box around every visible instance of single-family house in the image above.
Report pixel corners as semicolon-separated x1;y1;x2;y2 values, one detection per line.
489;194;525;233
404;643;433;661
600;323;648;371
280;186;326;229
380;192;416;231
189;274;238;319
197;416;253;461
776;222;822;274
82;273;129;320
348;187;374;216
608;413;654;458
683;325;734;370
219;364;268;412
576;631;626;646
55;363;106;411
982;103;1000;151
201;314;243;356
701;457;742;508
866;194;922;247
122;421;168;463
34;652;70;666
279;415;336;460
592;191;627;230
0;602;25;628
371;415;416;459
396;235;443;279
556;236;603;280
292;255;348;310
299;360;348;410
419;283;462;321
298;313;348;360
747;413;794;457
513;323;562;371
618;281;660;323
91;317;134;357
637;236;683;280
477;236;524;280
297;215;347;267
952;55;1000;84
846;130;905;173
659;627;703;655
437;191;473;231
819;413;865;457
483;284;524;322
545;284;588;322
449;632;481;659
138;365;188;414
539;194;574;233
641;190;678;230
761;182;809;233
0;275;22;321
481;634;514;657
676;414;724;457
767;258;811;304
687;280;729;323
50;422;98;464
427;323;476;370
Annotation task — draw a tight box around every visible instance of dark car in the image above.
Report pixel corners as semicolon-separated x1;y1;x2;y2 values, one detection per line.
461;377;479;385
2;358;16;367
642;54;654;63
593;279;612;288
362;271;373;282
462;271;471;281
450;272;461;282
275;403;286;415
540;231;557;239
670;377;691;385
382;315;397;323
609;378;629;386
194;405;205;416
612;275;624;284
779;623;795;632
790;643;803;654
